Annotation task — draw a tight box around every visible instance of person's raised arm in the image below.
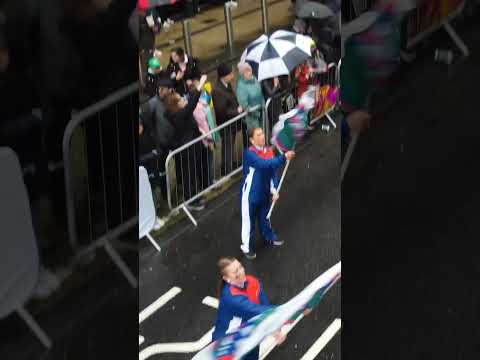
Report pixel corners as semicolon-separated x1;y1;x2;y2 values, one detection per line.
225;294;272;319
177;75;207;119
244;149;286;170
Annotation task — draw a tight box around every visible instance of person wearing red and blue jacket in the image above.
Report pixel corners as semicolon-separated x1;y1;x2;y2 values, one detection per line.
212;257;286;360
240;127;295;259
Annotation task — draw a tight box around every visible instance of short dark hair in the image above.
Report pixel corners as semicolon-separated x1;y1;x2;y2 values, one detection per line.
164;92;182;113
248;127;262;140
173;47;185;60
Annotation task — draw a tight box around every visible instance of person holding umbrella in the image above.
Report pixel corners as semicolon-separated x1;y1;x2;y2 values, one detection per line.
236;62;265;140
240;127;295;259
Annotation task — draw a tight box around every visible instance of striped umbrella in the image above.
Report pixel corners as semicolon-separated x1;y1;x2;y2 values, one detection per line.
241;30;313;81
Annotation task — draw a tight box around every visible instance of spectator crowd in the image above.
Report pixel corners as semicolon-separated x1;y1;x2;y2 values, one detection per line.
139;40;338;216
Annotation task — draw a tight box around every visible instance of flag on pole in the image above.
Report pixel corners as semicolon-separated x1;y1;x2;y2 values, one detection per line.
313;85;340;119
192;262;341;360
270;105;309;153
266;89;319;220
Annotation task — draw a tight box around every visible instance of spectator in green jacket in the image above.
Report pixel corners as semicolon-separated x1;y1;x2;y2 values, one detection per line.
236;62;265;132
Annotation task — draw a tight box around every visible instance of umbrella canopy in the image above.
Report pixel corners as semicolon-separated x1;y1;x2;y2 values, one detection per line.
296;1;334;19
241;30;312;82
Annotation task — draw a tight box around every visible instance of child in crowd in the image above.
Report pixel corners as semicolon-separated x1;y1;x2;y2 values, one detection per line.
193;86;220;185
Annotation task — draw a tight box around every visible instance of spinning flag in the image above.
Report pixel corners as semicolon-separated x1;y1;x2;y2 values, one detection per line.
349;0;403;91
270;107;309;153
193;262;341;360
270;88;318;153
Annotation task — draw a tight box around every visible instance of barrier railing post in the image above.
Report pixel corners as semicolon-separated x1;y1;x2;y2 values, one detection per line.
164;107;259;225
182;19;193;56
224;1;238;53
63;83;138;252
261;0;269;35
265;98;271;144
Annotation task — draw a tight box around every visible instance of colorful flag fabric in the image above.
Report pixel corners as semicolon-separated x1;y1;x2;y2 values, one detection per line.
193;262;341;360
270;105;309;153
313;85;340;118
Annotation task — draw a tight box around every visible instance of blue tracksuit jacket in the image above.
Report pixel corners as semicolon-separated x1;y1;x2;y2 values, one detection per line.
241;146;285;203
240;146;286;252
212;275;271;341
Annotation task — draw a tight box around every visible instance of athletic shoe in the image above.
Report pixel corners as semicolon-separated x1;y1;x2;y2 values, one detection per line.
273;240;284;246
243;251;257;260
33;267;61;299
153;217;165;231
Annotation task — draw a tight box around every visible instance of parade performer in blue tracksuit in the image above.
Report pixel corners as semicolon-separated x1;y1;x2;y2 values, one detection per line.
213;257;286;360
240;127;295;259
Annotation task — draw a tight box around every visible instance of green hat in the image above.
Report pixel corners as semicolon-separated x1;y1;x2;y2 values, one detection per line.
148;57;162;70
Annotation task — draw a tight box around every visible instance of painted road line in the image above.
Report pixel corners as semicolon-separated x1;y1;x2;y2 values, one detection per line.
202;296;219;309
259;314;305;360
299;318;342;360
139;328;214;359
341;133;359;182
139;287;182;324
139;336;145;345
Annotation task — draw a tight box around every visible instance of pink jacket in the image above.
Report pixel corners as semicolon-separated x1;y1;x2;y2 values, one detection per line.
193;100;213;147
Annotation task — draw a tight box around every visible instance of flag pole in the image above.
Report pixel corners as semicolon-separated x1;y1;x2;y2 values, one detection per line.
266;158;290;220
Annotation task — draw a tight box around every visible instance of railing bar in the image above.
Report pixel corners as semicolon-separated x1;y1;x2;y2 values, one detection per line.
98;111;110;234
115;103;124;224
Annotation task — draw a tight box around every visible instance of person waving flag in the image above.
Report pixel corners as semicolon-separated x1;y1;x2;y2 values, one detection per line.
240;127;295;259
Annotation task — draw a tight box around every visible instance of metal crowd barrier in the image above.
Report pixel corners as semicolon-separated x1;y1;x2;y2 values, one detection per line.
164;61;341;226
63;82;139;287
401;0;469;56
164;104;263;226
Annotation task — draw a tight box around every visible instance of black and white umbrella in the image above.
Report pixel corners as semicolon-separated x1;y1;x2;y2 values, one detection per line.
240;30;313;81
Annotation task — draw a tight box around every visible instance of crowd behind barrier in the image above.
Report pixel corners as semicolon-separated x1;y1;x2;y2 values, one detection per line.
138;44;341;225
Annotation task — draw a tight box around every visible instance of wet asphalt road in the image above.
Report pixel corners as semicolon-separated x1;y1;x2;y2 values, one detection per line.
139;122;341;360
341;18;480;360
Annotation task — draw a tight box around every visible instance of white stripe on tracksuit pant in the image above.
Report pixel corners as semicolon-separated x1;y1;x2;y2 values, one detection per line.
241;167;277;254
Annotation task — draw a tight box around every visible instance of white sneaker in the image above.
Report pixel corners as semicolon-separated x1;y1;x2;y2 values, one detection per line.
153;217;165;231
33;267;61;300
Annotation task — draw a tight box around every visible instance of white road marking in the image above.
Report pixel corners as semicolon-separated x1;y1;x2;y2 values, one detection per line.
202;296;219;309
139;287;182;324
139;336;145;345
299;318;342;360
139;328;214;359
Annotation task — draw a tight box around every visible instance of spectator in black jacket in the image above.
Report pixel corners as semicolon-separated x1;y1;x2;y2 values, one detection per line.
164;75;208;211
212;62;244;176
167;47;201;96
141;77;176;198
